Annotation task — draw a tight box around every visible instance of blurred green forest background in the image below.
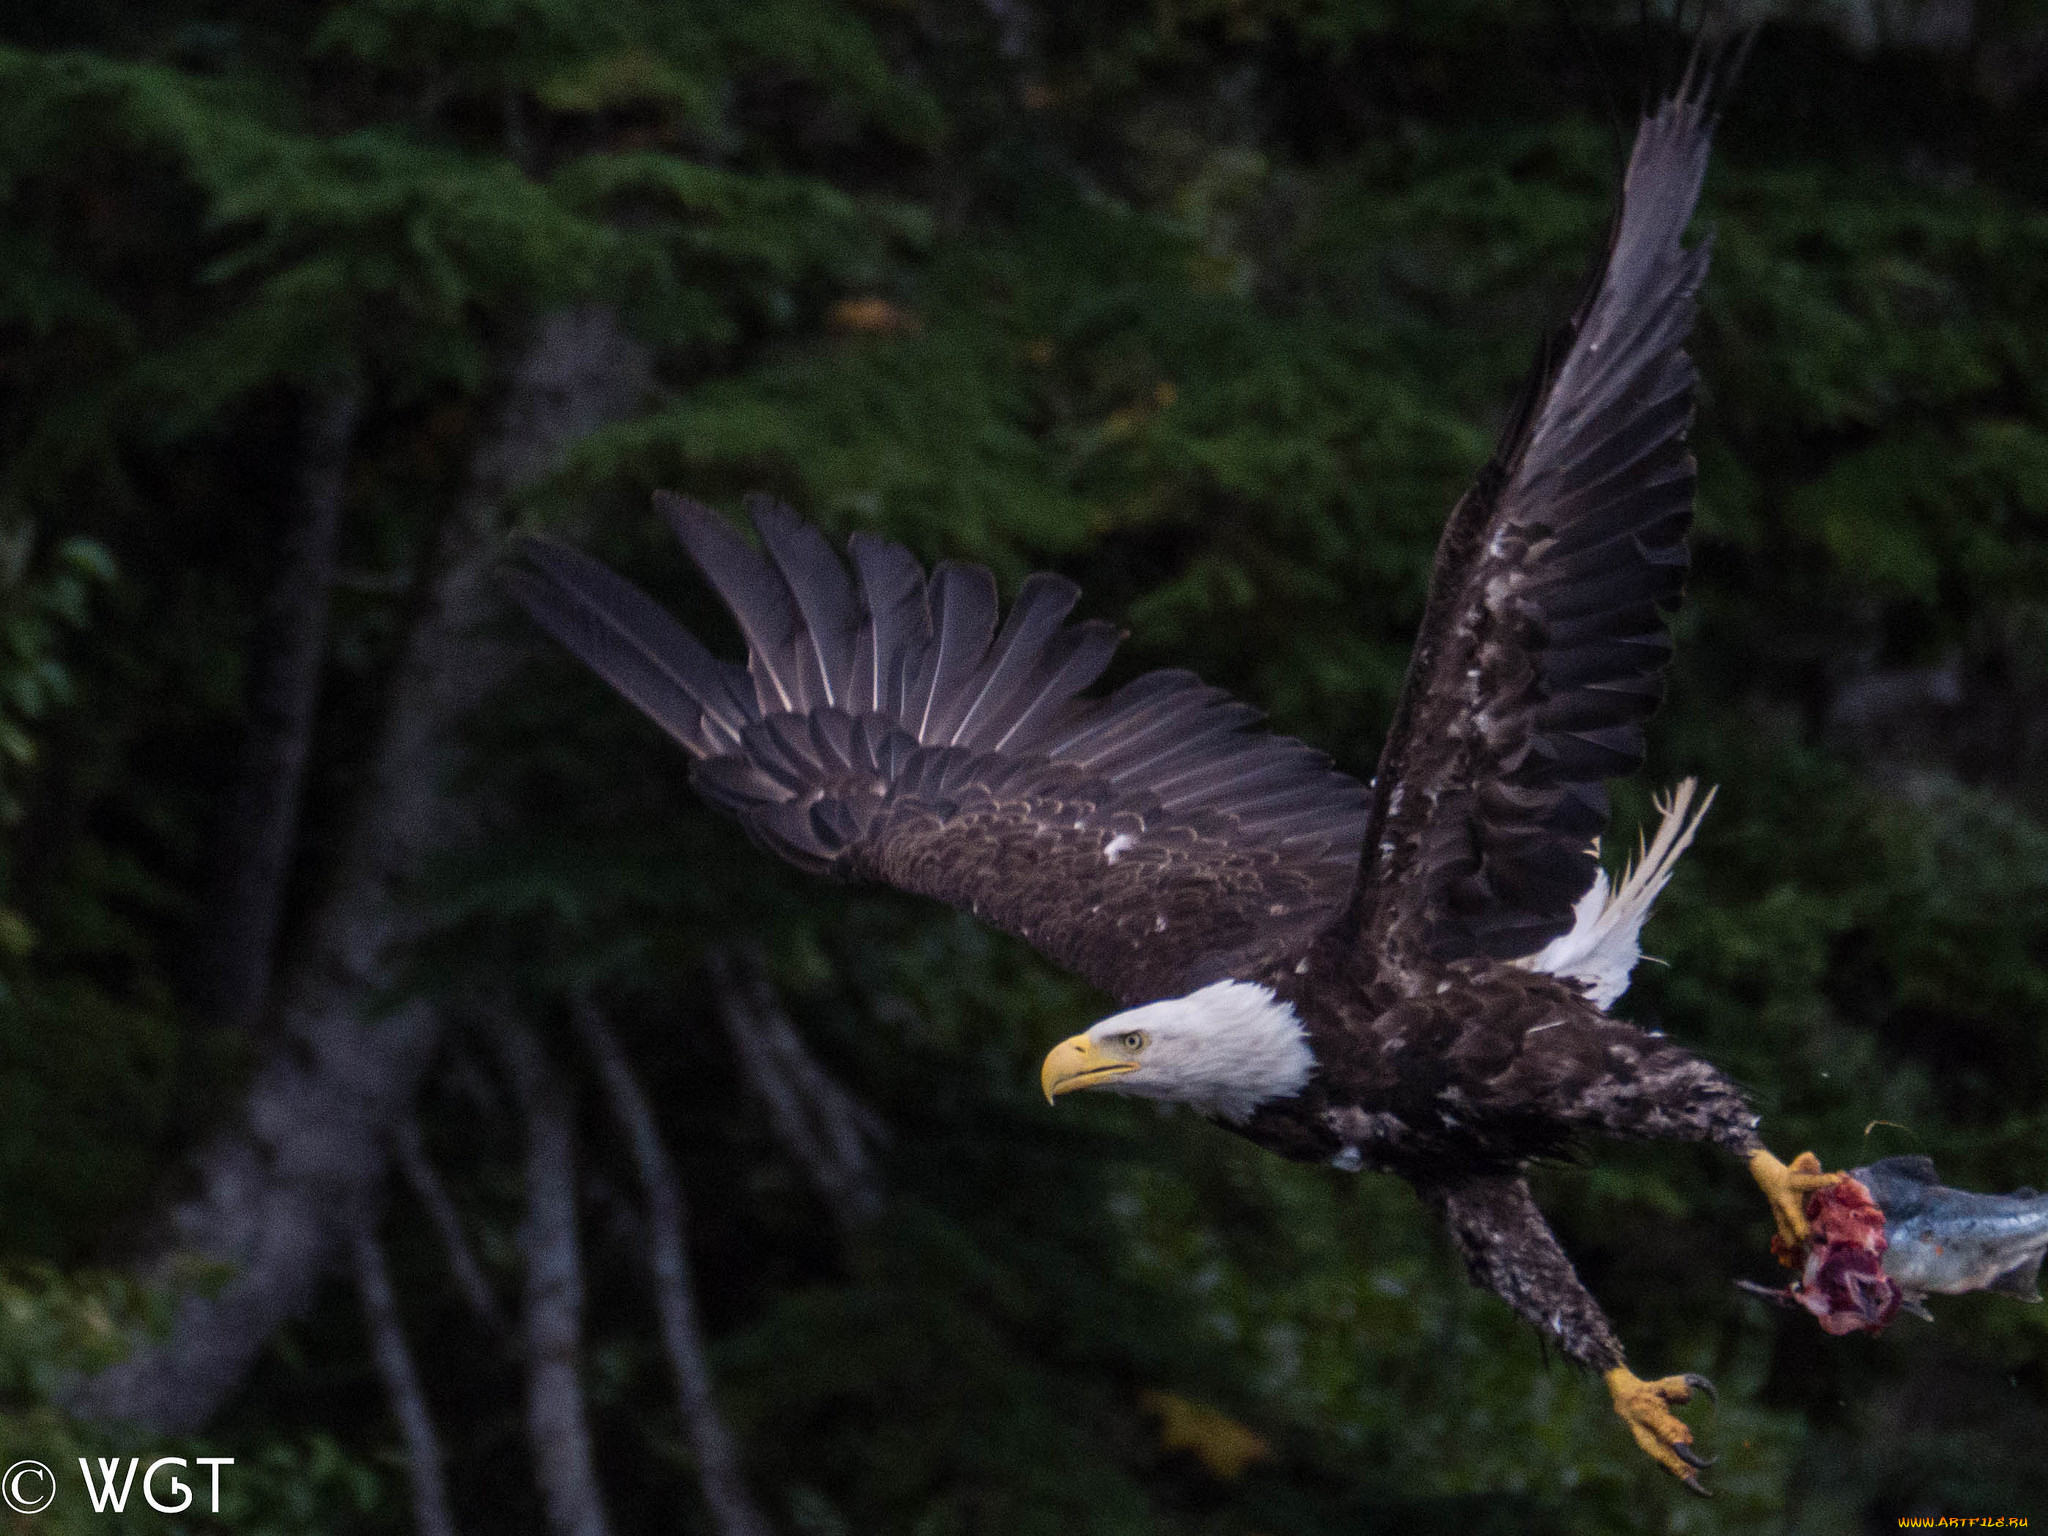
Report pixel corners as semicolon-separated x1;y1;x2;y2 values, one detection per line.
1;0;2046;1532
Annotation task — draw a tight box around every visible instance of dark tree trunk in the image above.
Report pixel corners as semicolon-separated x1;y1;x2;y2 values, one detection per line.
354;1222;462;1536
394;1117;504;1330
492;1013;613;1536
710;952;884;1237
193;386;361;1038
573;998;774;1536
66;310;648;1433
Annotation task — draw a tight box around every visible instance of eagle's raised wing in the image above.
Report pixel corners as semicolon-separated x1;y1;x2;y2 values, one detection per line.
1338;78;1716;968
510;494;1369;1005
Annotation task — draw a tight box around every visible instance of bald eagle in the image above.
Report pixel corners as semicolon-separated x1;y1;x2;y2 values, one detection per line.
509;73;1839;1495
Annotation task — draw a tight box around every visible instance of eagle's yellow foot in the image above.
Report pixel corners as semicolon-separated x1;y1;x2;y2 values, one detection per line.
1604;1365;1717;1496
1750;1148;1846;1252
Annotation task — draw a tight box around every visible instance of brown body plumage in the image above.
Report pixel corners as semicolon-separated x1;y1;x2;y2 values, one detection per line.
1246;950;1756;1179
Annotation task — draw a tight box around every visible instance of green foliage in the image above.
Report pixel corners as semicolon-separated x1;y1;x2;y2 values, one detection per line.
0;1272;380;1536
0;532;110;827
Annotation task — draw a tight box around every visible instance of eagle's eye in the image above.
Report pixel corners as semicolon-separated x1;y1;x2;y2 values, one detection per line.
1121;1031;1146;1052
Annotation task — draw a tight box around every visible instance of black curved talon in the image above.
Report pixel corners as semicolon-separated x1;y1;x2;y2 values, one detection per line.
1681;1473;1714;1499
1683;1372;1718;1406
1673;1443;1717;1470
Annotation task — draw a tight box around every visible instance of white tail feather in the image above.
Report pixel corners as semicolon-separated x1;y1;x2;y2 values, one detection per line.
1516;779;1716;1011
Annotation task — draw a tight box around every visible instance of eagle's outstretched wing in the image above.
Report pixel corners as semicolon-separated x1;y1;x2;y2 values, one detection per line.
1335;77;1718;970
509;494;1369;1005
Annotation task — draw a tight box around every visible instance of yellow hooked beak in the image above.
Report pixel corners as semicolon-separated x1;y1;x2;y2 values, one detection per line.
1041;1032;1139;1103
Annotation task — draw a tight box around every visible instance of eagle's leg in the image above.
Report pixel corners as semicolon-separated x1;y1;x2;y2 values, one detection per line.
1542;1020;1846;1248
1424;1174;1715;1496
1746;1148;1844;1249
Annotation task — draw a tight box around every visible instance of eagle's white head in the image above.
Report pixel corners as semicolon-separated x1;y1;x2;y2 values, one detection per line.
1039;979;1314;1123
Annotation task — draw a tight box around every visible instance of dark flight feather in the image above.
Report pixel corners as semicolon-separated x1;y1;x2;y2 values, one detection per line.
986;621;1122;752
908;563;999;745
663;494;812;716
1341;74;1717;968
507;538;751;757
846;532;927;717
751;495;860;711
950;573;1083;749
508;500;1370;1004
